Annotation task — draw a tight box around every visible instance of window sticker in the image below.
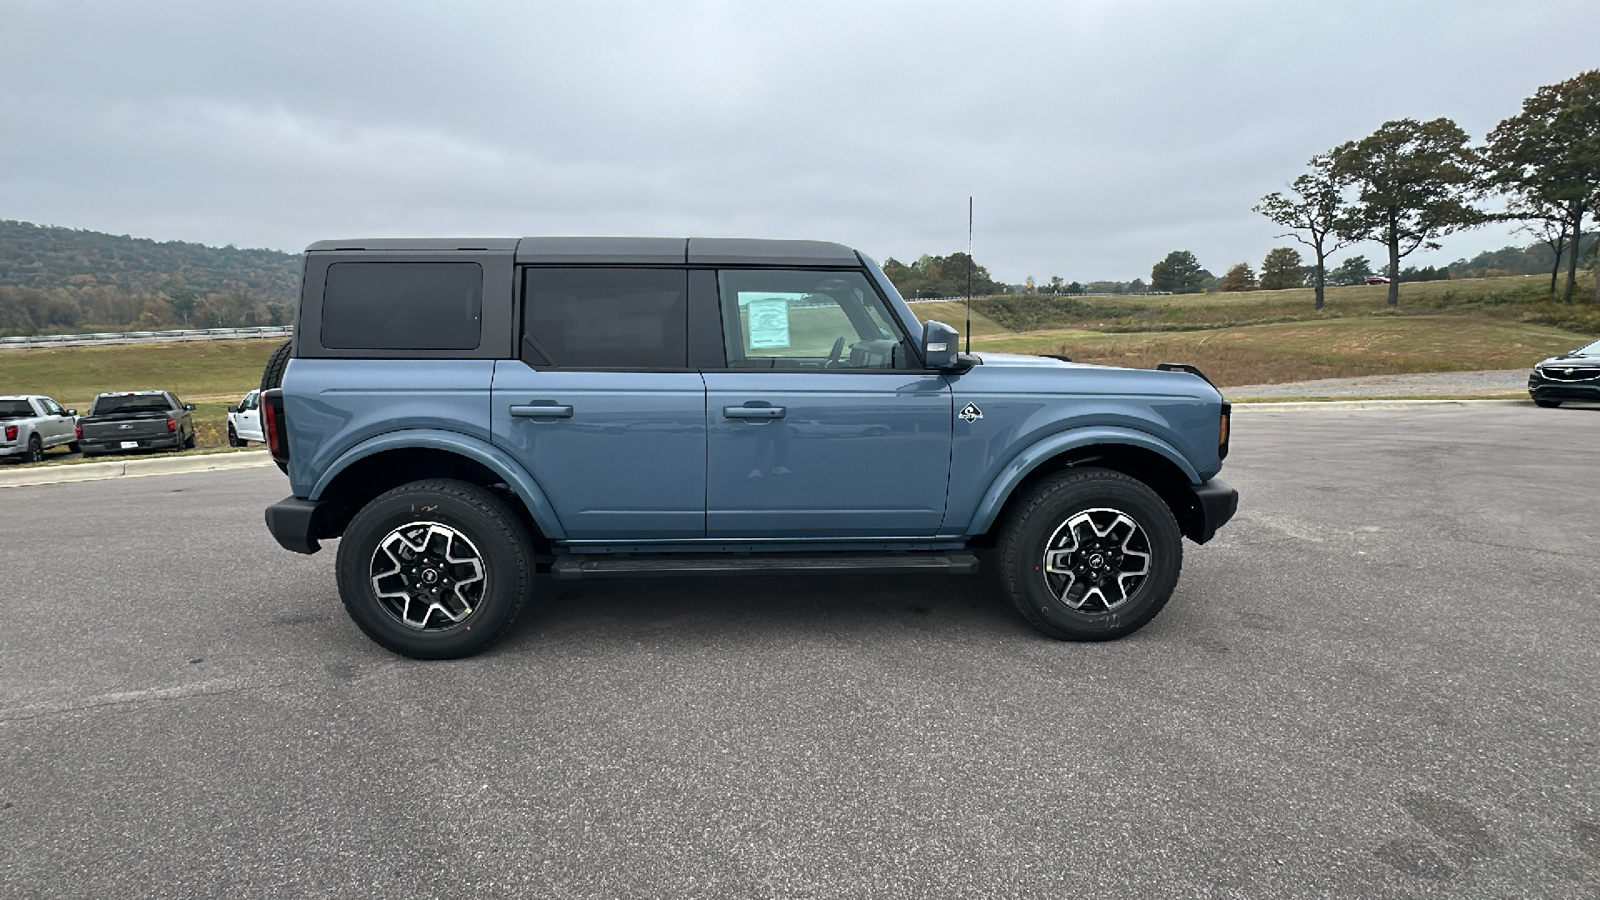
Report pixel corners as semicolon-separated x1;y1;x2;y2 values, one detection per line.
739;293;801;349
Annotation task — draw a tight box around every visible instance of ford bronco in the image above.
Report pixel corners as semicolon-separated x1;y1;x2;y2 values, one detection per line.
262;237;1236;658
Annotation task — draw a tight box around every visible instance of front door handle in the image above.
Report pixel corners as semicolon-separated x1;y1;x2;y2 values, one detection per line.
723;406;786;419
510;404;574;418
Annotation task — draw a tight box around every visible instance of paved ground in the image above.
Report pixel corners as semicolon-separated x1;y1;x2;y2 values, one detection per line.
1;406;1597;898
1226;369;1531;399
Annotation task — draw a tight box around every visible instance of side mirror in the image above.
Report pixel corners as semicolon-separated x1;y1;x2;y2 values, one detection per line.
184;404;197;411
922;320;960;369
67;409;77;416
228;405;239;414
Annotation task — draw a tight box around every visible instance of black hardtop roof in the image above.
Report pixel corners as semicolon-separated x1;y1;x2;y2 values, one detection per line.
304;237;862;267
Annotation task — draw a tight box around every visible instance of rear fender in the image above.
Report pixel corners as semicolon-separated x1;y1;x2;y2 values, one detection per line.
310;428;567;540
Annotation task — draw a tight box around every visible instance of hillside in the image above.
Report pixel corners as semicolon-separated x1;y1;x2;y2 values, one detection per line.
0;220;299;335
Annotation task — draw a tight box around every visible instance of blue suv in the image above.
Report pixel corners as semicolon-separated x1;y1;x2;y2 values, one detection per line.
262;237;1236;658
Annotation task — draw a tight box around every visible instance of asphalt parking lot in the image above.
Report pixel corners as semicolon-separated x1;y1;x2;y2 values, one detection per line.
1;405;1596;898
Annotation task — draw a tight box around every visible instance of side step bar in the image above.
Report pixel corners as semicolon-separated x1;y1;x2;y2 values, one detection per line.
550;551;980;581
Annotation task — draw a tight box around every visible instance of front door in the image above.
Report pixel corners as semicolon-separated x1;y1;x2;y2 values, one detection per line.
703;268;953;538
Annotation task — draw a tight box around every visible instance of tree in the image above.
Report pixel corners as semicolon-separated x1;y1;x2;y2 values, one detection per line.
1260;247;1305;290
1487;70;1600;302
167;288;198;325
1328;255;1374;286
1220;263;1257;292
1330;118;1486;306
1255;154;1359;309
1150;250;1204;293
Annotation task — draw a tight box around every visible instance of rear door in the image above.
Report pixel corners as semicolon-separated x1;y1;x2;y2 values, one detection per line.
490;266;706;541
702;268;953;538
34;397;72;446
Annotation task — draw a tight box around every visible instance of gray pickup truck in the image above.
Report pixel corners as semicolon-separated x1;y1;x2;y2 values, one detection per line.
0;395;79;462
76;391;197;456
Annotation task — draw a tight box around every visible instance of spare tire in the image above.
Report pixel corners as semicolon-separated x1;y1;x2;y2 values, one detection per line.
260;338;292;392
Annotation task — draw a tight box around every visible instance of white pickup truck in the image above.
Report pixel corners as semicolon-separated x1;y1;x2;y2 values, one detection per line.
227;389;264;446
0;395;79;462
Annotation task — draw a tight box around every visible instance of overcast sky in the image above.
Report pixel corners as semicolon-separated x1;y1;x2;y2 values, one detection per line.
1;0;1594;283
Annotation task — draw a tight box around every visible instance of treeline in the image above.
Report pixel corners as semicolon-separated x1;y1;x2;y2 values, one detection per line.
0;220;298;335
879;253;1007;298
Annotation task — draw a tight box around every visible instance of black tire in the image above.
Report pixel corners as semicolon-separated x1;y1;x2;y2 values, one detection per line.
25;435;43;464
1533;397;1561;408
260;339;292;392
67;441;81;453
336;479;534;660
997;467;1183;641
227;424;242;447
183;429;197;450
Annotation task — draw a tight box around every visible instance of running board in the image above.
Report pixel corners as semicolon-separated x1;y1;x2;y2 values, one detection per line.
550;551;980;581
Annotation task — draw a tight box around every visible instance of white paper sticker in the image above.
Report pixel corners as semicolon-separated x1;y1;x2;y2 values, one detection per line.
740;293;798;349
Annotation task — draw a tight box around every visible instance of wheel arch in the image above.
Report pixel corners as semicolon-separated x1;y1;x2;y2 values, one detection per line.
310;432;565;545
967;428;1203;544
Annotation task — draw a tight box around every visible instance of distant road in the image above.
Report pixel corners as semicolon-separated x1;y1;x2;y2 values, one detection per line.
0;326;291;350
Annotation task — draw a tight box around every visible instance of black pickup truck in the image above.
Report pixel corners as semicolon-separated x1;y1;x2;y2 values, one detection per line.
76;391;197;456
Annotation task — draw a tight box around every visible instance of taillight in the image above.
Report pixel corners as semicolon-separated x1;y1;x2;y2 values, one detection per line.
263;389;289;467
1218;402;1232;461
167;416;178;433
75;423;83;439
4;425;15;441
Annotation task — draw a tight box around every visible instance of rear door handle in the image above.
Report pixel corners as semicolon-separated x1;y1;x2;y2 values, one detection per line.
723;406;786;419
510;404;574;418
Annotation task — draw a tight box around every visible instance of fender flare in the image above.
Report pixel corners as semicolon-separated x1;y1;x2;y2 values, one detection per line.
965;425;1200;535
310;428;567;540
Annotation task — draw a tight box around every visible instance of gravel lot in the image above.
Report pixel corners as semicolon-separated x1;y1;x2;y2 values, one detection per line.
1226;369;1530;399
1;405;1597;897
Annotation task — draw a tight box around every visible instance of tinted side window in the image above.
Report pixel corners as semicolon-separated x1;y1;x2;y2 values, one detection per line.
322;263;483;350
523;268;687;369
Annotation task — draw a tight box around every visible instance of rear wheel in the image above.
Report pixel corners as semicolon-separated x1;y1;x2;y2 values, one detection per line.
336;479;534;659
183;430;196;450
67;441;81;453
998;467;1182;641
25;435;43;463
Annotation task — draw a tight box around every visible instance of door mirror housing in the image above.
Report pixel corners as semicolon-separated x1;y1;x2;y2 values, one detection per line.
922;320;976;373
67;409;77;417
184;404;197;411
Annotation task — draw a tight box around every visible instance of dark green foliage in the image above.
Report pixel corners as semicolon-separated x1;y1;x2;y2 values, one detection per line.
1486;69;1600;302
1150;251;1205;293
880;252;1005;298
1399;265;1450;282
1329;118;1487;306
0;220;298;335
1260;247;1306;290
1328;255;1374;286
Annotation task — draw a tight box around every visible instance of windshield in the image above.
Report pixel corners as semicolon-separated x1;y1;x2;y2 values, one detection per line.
1576;338;1600;356
90;395;171;415
0;400;34;418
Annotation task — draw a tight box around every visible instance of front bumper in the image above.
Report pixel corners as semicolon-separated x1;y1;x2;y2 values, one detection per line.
265;496;328;554
1180;478;1238;545
1529;373;1600;403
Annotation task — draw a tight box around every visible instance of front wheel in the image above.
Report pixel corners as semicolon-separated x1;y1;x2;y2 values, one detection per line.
335;479;534;659
227;425;243;447
998;467;1183;641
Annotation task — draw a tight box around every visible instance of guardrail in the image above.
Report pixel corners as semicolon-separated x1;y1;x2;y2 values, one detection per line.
0;326;293;349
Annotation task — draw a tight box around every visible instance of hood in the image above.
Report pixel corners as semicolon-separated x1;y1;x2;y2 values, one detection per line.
1534;351;1600;369
963;352;1224;402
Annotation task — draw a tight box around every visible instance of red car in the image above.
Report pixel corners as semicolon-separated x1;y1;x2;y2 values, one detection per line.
1364;276;1390;285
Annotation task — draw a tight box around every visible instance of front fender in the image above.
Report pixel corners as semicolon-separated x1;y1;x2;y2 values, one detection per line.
964;425;1201;536
309;428;567;540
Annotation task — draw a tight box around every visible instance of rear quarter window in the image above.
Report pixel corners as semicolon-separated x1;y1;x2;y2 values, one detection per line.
321;262;483;351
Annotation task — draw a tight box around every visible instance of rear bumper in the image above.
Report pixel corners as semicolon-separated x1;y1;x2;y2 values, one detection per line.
1180;478;1238;545
80;434;182;453
265;496;328;554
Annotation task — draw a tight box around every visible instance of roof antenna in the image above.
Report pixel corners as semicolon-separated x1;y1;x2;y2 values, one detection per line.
965;196;973;355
